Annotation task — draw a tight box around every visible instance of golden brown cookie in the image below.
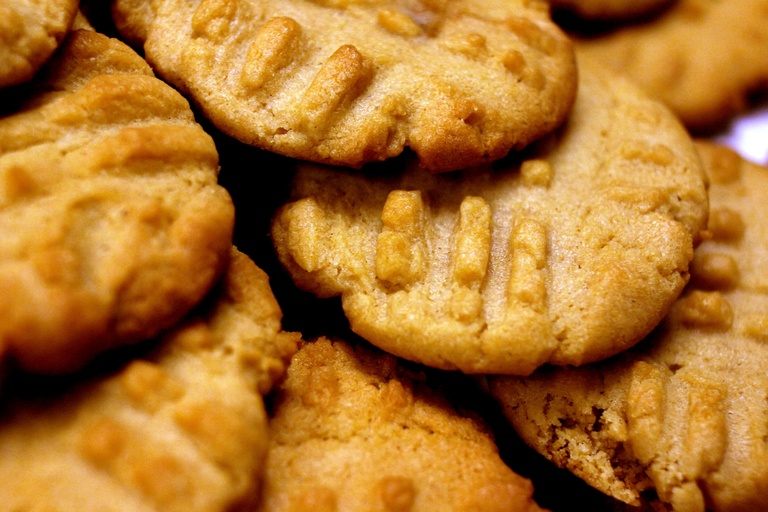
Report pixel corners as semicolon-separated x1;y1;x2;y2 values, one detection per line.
0;29;235;374
110;0;578;173
489;142;768;511
0;0;80;88
573;0;768;132
270;58;708;375
258;336;544;512
0;248;300;512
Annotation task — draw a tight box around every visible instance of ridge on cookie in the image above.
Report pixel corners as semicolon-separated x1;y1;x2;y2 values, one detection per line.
0;248;300;512
489;142;768;512
271;58;709;375
0;29;235;374
111;0;579;172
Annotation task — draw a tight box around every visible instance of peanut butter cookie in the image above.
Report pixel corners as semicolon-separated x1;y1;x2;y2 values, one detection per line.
0;248;300;512
0;0;80;87
270;58;708;375
573;0;768;132
110;0;578;172
258;336;544;512
489;142;768;511
0;29;235;374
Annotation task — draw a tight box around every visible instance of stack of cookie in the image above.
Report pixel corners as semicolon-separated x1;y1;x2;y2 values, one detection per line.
0;14;301;512
2;0;767;511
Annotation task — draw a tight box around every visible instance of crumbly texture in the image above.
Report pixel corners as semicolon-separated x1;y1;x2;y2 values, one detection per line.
258;336;543;512
489;142;768;512
0;248;300;512
573;0;768;132
549;0;673;21
270;58;708;375
110;0;578;173
0;0;80;87
0;29;235;374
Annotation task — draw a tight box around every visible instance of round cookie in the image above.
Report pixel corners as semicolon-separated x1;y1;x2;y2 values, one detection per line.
0;248;300;512
110;0;578;173
573;0;768;132
489;142;768;511
258;336;544;512
0;29;235;374
0;0;80;88
270;58;708;375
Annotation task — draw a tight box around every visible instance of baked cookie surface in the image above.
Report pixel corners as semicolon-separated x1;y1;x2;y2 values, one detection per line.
258;336;544;512
573;0;768;132
110;0;578;172
270;59;708;375
0;0;80;87
489;142;768;511
0;29;235;374
0;248;300;512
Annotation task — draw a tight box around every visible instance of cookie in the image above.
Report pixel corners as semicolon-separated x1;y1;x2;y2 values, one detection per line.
257;336;543;512
573;0;768;132
549;0;673;21
0;29;235;374
0;0;80;88
0;248;300;512
488;142;768;511
110;0;578;173
270;58;708;375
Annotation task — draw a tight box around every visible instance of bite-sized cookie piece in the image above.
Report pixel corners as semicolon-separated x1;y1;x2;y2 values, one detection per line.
0;29;235;374
270;58;708;375
258;336;543;512
573;0;768;133
0;0;80;88
489;142;768;511
110;0;578;173
549;0;673;21
0;248;300;512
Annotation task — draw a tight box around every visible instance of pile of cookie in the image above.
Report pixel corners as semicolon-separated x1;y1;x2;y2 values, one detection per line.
2;0;767;511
